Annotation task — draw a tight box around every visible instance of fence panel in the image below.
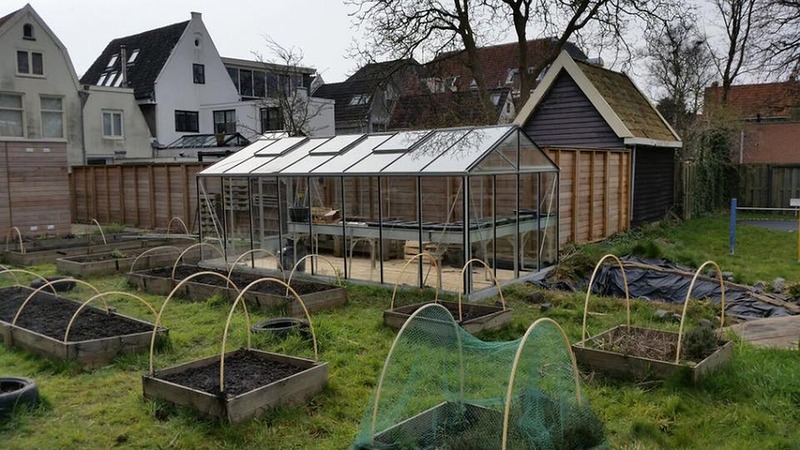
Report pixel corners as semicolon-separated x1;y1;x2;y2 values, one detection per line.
737;165;800;208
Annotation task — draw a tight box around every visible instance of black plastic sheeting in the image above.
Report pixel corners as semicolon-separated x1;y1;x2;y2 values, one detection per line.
590;257;793;320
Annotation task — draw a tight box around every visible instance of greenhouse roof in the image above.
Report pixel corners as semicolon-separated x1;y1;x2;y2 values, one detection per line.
199;125;557;177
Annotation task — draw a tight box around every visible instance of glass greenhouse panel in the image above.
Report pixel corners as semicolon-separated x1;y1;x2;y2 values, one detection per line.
255;136;309;156
345;150;403;174
519;172;540;272
224;153;276;175
374;130;430;152
251;142;315;174
419;177;465;291
519;135;557;171
280;152;336;174
422;126;512;174
201;140;274;174
309;134;364;154
312;135;391;174
382;129;469;173
539;172;559;268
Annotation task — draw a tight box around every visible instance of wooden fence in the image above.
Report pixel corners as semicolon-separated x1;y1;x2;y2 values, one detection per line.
737;165;800;208
70;163;220;230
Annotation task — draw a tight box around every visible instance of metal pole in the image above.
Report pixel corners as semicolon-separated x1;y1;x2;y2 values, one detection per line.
276;178;284;271
377;176;385;284
247;177;255;268
417;177;423;289
729;198;737;255
341;176;348;279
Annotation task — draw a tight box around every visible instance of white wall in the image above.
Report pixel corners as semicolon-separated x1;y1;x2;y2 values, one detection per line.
82;86;153;160
152;12;239;146
0;6;83;165
307;96;334;136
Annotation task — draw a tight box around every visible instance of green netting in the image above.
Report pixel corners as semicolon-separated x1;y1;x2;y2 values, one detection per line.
353;304;606;449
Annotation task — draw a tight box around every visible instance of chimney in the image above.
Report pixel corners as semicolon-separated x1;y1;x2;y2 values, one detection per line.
191;11;201;20
120;44;127;87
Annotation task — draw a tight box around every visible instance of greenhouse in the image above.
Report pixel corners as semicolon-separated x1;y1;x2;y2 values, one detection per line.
197;124;559;294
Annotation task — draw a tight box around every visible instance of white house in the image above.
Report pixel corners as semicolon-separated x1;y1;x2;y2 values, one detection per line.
81;11;334;160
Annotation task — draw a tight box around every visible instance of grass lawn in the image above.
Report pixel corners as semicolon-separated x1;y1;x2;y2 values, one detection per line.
1;215;799;449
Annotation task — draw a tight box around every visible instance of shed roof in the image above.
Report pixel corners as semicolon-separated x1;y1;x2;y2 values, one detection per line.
200;125;556;177
515;51;681;148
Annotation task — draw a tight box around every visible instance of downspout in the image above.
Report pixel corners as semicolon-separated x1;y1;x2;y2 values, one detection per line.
629;145;636;227
78;87;90;165
739;130;744;164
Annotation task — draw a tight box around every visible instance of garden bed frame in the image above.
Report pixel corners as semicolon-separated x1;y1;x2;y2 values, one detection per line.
573;255;732;382
383;255;511;333
56;245;200;277
0;277;167;368
5;235;192;266
142;276;327;423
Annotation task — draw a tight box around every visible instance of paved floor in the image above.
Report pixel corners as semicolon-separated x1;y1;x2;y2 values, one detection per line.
724;315;800;350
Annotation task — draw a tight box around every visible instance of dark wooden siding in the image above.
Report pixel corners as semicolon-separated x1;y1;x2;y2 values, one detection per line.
524;70;624;149
632;146;675;225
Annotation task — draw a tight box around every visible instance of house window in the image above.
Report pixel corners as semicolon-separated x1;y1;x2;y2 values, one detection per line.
193;64;205;84
23;24;34;40
253;71;266;97
240;70;253;97
127;49;140;64
227;67;239;92
40;96;63;138
260;107;282;132
349;94;370;105
17;51;43;76
175;110;199;132
266;73;278;98
102;110;123;138
0;93;24;137
106;54;118;69
213;110;236;134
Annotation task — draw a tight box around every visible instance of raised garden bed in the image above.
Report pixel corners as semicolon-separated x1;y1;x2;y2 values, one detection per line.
573;325;733;382
56;246;200;277
142;348;327;423
127;265;347;317
4;235;190;266
383;301;512;334
0;286;167;367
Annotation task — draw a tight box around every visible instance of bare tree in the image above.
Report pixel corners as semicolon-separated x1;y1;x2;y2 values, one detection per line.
249;37;329;137
759;0;800;78
643;13;714;134
710;0;766;104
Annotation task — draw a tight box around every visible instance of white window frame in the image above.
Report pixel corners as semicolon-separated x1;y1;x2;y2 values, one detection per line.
0;92;25;137
40;95;64;139
16;50;44;77
102;110;124;139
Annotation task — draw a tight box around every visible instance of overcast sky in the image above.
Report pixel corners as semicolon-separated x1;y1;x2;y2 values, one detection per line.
19;0;730;100
23;0;359;82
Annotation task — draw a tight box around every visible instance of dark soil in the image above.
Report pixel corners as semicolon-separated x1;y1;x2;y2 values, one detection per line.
396;301;501;322
157;349;305;397
64;252;137;263
0;286;154;341
144;265;335;296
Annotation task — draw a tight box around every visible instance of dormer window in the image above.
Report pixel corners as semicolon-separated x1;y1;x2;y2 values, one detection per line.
350;94;370;105
106;54;118;69
127;49;139;64
23;23;34;40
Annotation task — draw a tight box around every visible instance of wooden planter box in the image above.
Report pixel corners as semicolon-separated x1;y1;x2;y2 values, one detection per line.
57;247;200;277
142;349;327;423
0;304;167;369
5;237;183;266
572;325;734;382
383;301;512;334
127;269;347;317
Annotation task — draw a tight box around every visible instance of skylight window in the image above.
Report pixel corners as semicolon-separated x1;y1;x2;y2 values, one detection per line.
113;73;125;87
349;94;370;106
103;72;118;87
97;73;108;86
106;54;118;69
127;49;139;63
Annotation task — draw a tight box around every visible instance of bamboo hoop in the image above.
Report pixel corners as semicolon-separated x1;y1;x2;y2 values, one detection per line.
166;217;190;237
63;291;158;343
226;249;280;281
5;227;24;254
674;260;726;363
91;219;107;245
286;253;343;296
148;271;242;375
12;278;102;327
502;317;581;450
369;303;462;441
458;258;506;322
581;254;630;341
0;268;62;297
219;277;318;392
129;246;183;273
170;242;226;281
389;252;441;310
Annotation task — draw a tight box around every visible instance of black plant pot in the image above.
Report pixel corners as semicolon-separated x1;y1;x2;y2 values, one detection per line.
289;207;310;222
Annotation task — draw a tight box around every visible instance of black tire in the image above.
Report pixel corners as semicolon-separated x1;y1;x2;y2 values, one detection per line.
251;317;309;338
0;377;40;417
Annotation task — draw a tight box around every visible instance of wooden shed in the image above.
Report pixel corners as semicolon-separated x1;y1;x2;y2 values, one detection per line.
514;51;682;244
0;142;71;236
